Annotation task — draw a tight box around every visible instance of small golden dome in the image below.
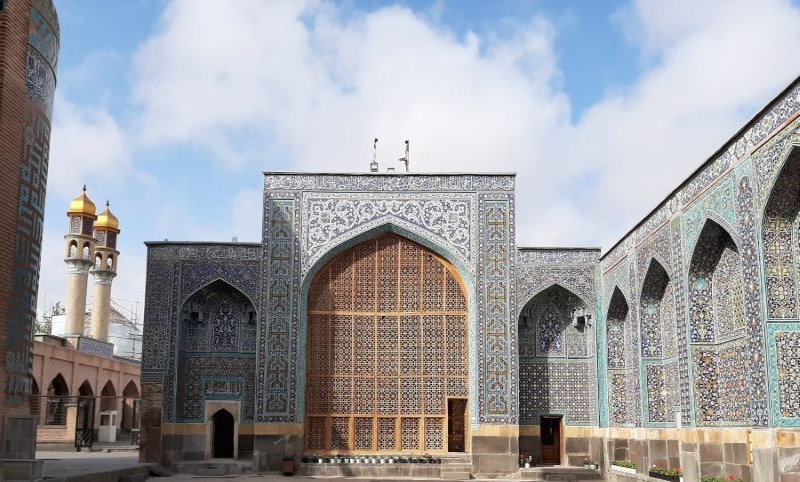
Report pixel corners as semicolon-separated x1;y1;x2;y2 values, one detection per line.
67;185;96;217
95;201;120;231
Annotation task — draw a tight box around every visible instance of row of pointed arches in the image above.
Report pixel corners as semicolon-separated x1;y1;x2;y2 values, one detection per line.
604;217;749;427
31;373;139;427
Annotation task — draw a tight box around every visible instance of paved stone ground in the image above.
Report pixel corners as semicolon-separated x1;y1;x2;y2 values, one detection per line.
37;450;143;478
36;452;605;481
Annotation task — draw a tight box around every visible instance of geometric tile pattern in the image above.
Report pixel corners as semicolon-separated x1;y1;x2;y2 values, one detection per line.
519;360;596;425
302;193;474;277
692;340;750;426
639;259;671;359
774;331;800;420
518;285;590;358
645;362;680;424
516;250;598;426
688;221;743;343
140;244;261;421
669;217;693;426
7;107;52;406
768;325;800;426
606;288;629;369
5;1;59;407
477;196;516;423
258;198;299;422
176;356;255;422
736;172;770;426
762;149;800;319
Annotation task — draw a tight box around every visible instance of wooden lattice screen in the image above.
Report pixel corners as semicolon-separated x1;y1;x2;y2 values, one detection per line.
306;234;468;453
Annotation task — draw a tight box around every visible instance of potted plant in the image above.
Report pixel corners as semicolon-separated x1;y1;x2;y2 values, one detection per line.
584;456;598;469
649;465;683;481
519;453;526;468
701;477;743;482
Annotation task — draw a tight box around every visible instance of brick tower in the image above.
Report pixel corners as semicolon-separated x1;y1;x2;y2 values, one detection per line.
0;0;60;461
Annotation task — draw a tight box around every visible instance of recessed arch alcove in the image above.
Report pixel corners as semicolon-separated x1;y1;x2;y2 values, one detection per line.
304;233;469;453
762;146;800;319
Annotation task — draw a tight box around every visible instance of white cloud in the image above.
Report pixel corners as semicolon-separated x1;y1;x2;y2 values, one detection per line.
48;98;131;199
131;0;800;251
567;0;800;246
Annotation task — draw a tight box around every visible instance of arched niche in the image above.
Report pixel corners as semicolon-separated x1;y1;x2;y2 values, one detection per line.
180;279;257;353
176;280;257;424
688;219;745;343
518;284;591;359
305;233;469;454
639;259;676;359
762;146;800;319
606;287;629;369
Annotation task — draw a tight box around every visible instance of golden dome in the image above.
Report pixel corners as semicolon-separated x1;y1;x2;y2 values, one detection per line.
67;186;96;217
95;202;120;231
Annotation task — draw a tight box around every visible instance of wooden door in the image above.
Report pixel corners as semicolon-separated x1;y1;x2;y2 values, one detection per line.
447;398;466;452
540;415;562;465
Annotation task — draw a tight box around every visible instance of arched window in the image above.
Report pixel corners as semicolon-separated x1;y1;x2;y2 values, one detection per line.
30;378;40;421
82;243;90;259
69;241;78;258
305;234;468;453
106;255;114;270
100;380;116;412
78;380;94;397
95;254;102;269
45;374;69;425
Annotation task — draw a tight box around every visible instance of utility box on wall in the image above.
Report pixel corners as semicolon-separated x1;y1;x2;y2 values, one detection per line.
98;411;117;443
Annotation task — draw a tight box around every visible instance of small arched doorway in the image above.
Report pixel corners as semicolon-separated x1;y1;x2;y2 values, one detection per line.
122;381;140;432
45;374;69;425
212;409;235;458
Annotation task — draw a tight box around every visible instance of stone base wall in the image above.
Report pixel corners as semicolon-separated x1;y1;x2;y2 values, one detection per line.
598;427;800;482
470;426;518;476
139;383;162;463
253;432;303;472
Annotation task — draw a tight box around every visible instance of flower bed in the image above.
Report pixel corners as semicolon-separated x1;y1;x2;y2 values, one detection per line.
302;455;440;464
610;460;636;475
649;466;683;481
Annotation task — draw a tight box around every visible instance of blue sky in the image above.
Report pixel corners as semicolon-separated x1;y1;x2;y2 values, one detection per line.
40;0;800;318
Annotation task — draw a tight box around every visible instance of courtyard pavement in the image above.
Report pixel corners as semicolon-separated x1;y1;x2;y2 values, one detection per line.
38;450;143;480
37;451;597;481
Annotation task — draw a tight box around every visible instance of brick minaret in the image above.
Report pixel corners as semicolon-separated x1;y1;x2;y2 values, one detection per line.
90;202;120;341
64;187;96;336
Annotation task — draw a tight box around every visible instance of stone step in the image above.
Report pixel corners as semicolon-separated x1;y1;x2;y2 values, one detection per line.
171;460;255;476
119;474;148;482
519;467;604;481
442;470;472;480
